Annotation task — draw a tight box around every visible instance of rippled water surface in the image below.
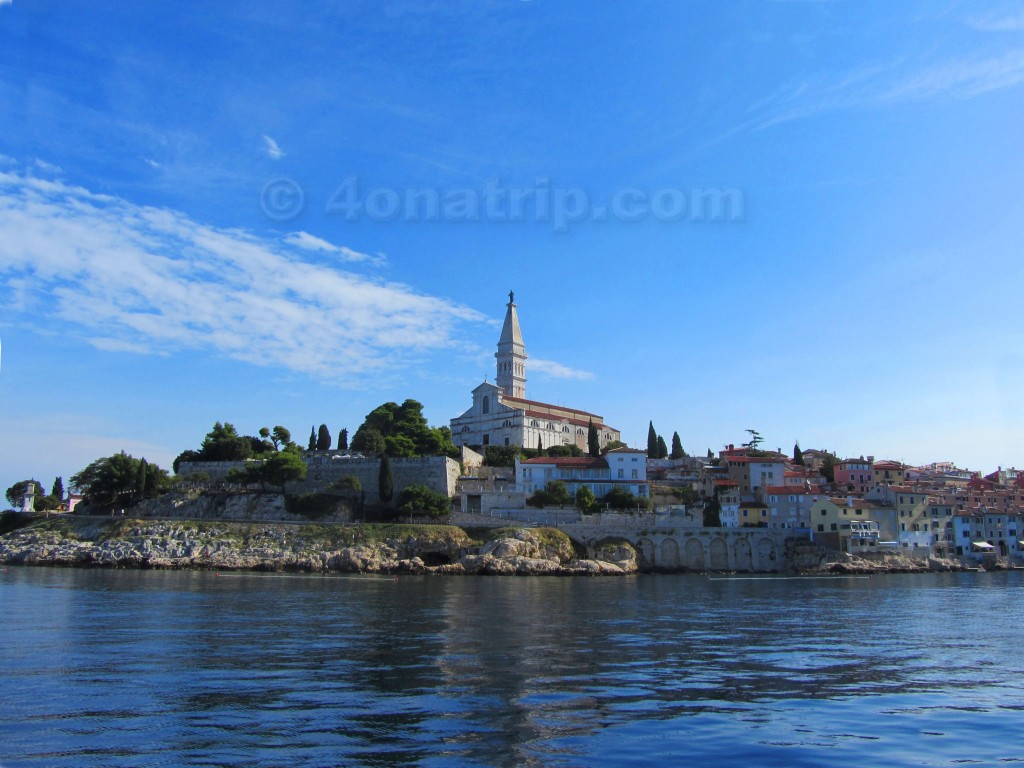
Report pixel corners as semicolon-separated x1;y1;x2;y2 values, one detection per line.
1;568;1022;767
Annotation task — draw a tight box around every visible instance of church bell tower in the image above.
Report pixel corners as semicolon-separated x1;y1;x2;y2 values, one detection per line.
496;290;527;398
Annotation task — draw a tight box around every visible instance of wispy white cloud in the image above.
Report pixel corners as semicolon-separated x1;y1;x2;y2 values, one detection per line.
143;157;161;169
282;230;386;266
530;358;594;381
754;49;1024;129
0;165;487;383
262;134;284;160
968;13;1024;32
32;159;62;174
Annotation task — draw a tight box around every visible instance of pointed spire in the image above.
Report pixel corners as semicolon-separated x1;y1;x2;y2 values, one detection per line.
496;291;527;398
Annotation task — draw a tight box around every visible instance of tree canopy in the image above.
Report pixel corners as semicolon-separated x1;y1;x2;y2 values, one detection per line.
396;484;450;518
670;432;686;460
71;452;170;510
351;399;457;457
174;422;276;473
587;419;600;457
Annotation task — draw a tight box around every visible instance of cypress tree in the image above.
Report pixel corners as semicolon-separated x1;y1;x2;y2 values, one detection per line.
537;435;543;453
317;424;331;451
656;435;669;459
378;453;393;506
670;432;685;460
51;476;65;501
647;421;658;458
587;419;600;457
135;459;148;500
307;426;316;451
793;442;805;466
337;428;349;450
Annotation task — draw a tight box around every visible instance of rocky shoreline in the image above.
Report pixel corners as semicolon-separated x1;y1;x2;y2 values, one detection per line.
0;516;1004;577
0;518;639;576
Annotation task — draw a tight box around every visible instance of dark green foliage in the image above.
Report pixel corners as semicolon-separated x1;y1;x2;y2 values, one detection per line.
200;422;254;462
0;511;33;535
308;426;317;451
337;428;349;450
575;485;597;514
707;448;714;459
71;452;170;510
483;445;520;467
316;424;332;451
330;474;361;492
351;399;457;457
284;493;339;520
260;426;292;450
174;422;273;472
396;484;451;518
703;496;722;527
602;486;650;510
743;429;763;451
647;421;658;458
670;433;686;460
135;458;148;500
378;454;394;505
226;444;307;491
793;442;804;465
587;419;600;457
602;440;626;454
656;435;669;459
543;444;583;458
51;476;65;500
820;452;837;483
5;479;41;508
526;480;571;508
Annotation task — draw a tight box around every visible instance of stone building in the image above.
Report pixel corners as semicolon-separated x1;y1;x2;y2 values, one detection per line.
450;292;621;451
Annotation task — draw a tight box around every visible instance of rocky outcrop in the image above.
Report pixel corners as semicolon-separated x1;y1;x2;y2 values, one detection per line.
0;519;637;576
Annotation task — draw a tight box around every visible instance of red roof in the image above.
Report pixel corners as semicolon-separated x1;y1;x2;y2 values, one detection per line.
763;485;824;495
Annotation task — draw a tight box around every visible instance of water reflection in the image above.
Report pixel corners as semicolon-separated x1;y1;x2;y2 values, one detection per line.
0;568;1021;767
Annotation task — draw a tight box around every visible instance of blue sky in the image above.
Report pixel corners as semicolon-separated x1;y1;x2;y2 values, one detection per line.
3;0;1024;495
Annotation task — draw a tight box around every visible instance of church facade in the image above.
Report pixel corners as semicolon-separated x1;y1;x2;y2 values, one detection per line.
450;293;621;451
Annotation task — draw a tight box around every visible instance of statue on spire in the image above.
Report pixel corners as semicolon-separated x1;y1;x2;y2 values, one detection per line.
508;289;515;304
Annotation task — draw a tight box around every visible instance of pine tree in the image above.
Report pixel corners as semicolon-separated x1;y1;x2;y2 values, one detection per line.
307;426;316;451
647;421;658;457
51;476;65;501
587;419;600;457
337;428;349;450
656;435;669;459
378;453;393;506
316;424;331;451
670;432;685;460
793;442;804;466
707;448;714;459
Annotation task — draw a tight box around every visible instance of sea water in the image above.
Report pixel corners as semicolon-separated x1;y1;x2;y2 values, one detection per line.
1;567;1021;767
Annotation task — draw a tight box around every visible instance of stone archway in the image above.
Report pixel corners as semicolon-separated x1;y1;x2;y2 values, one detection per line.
636;537;655;570
756;538;777;571
660;538;680;570
684;538;705;571
734;537;753;572
709;537;729;570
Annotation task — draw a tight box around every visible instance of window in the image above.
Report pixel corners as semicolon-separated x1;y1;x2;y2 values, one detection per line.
482;396;489;414
482;434;489;445
617;469;624;479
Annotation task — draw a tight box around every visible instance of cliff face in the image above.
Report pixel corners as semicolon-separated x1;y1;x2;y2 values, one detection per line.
0;519;638;576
